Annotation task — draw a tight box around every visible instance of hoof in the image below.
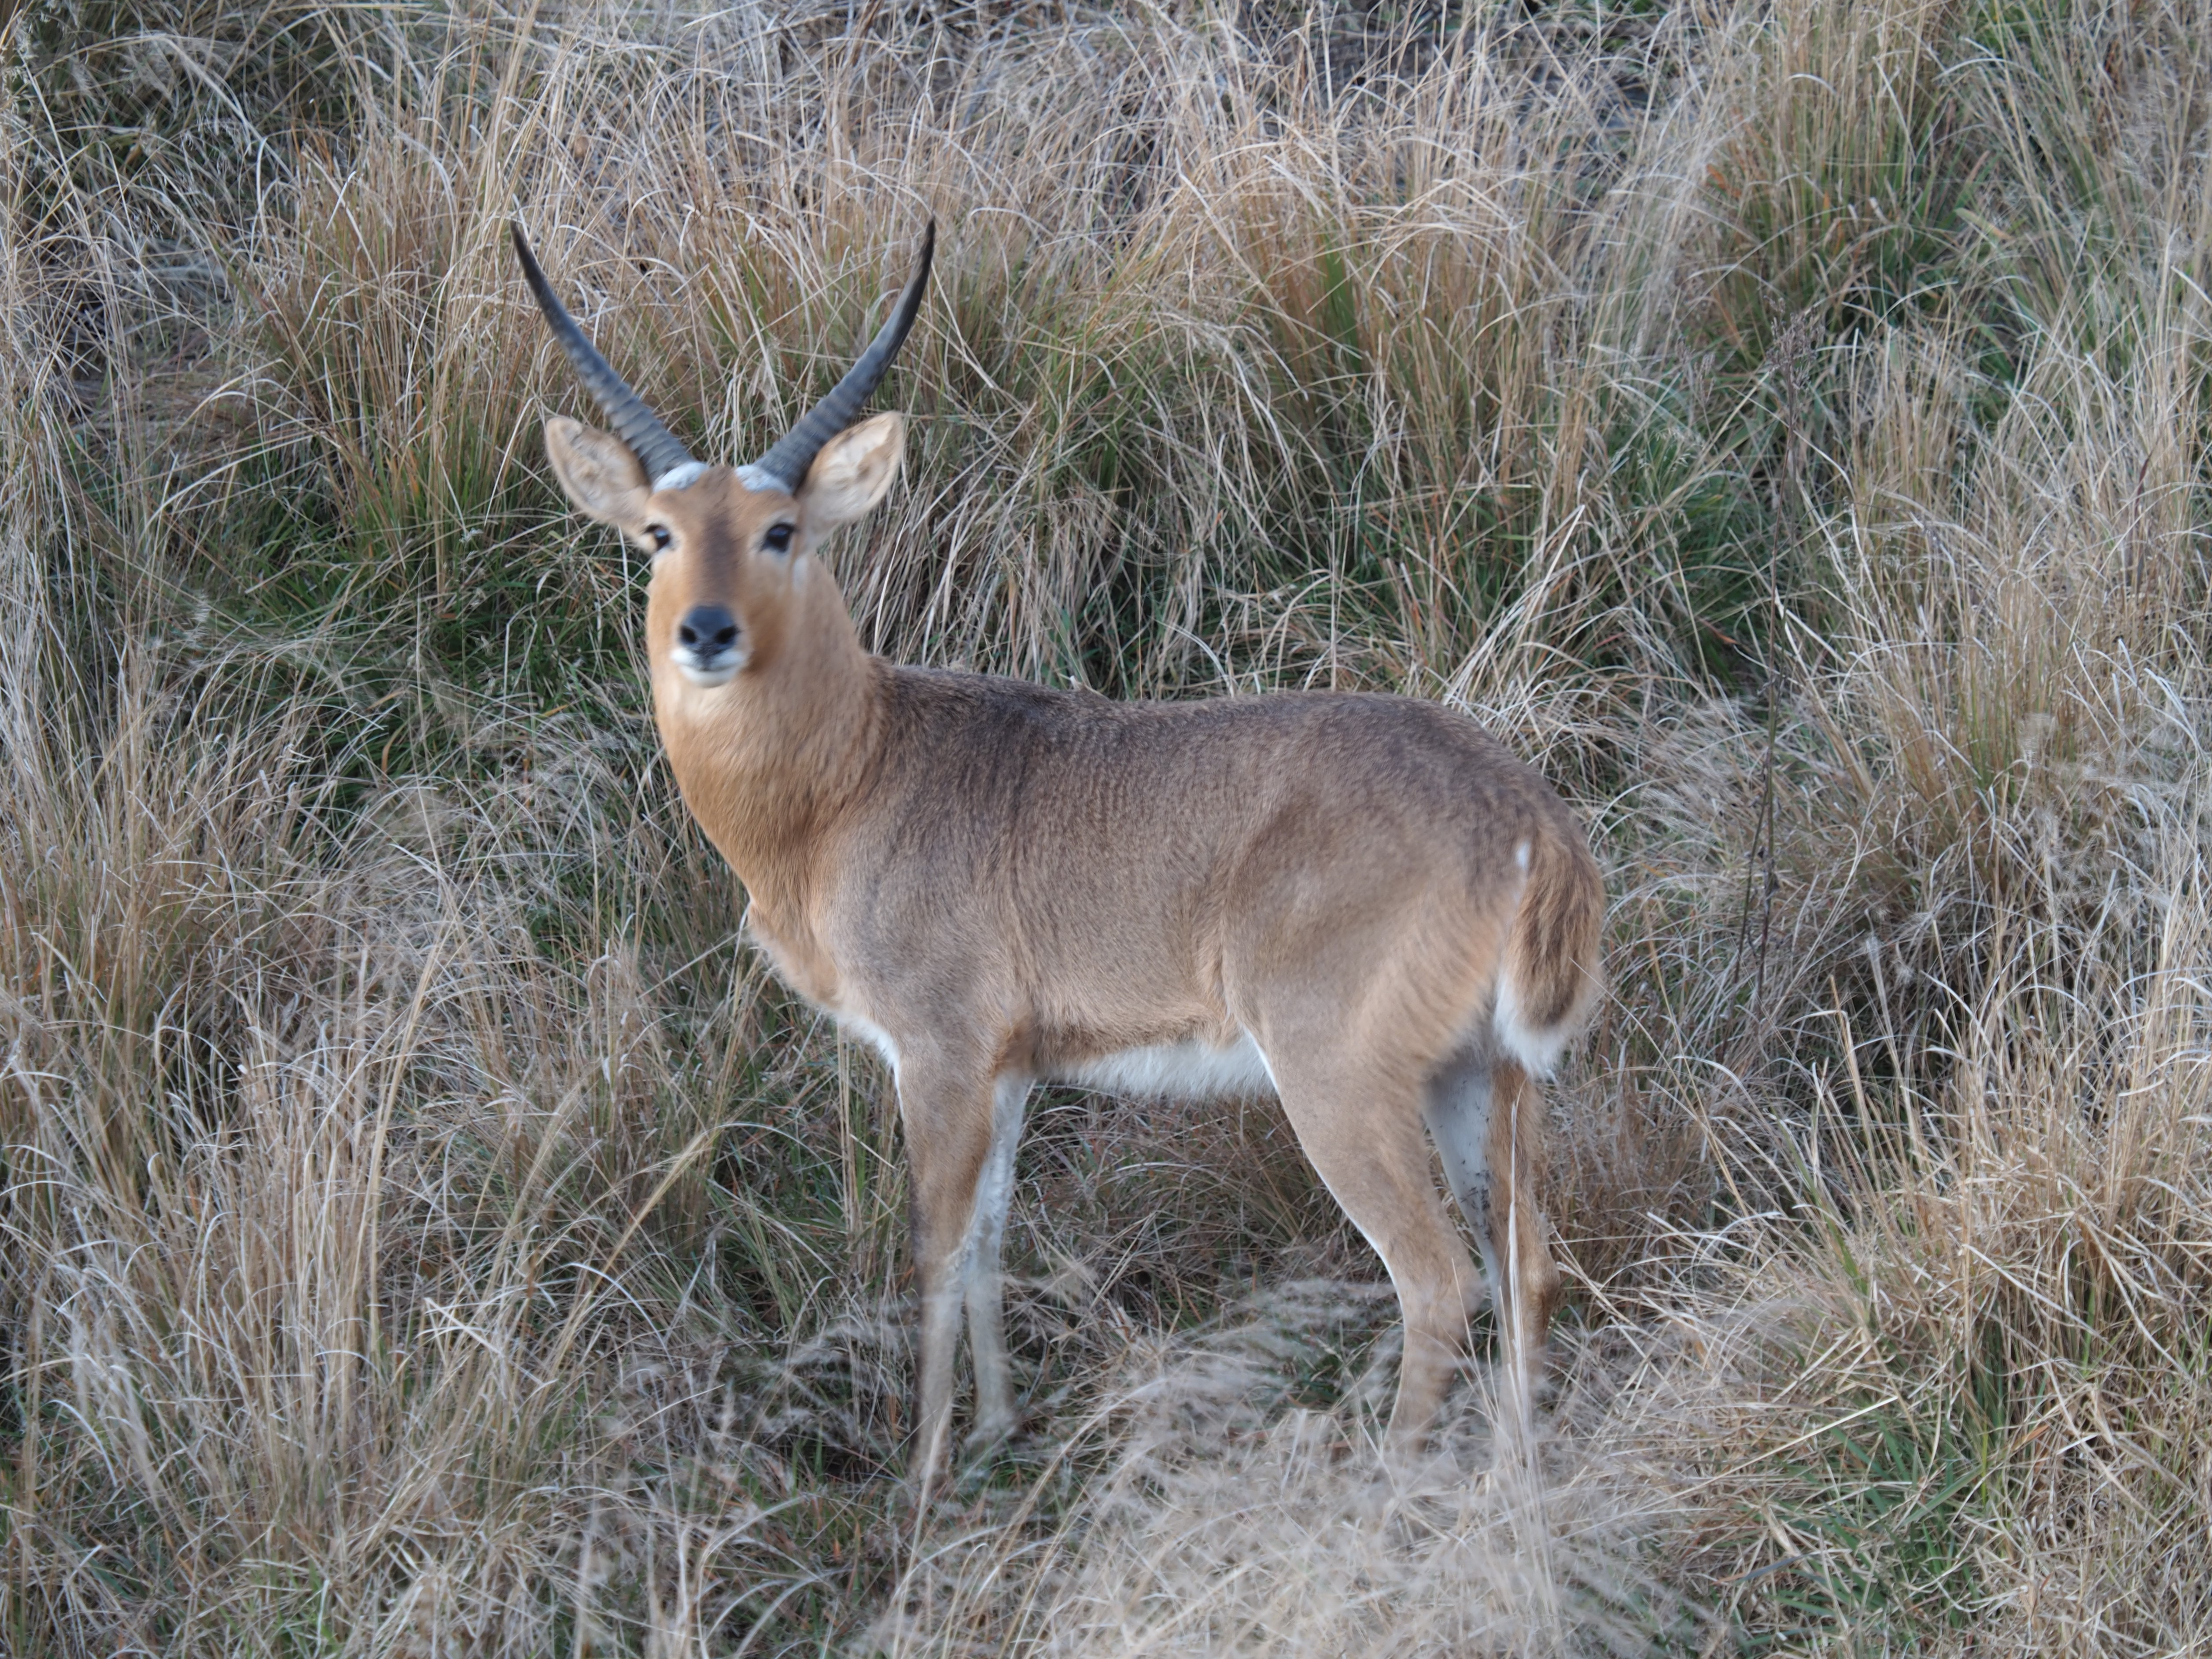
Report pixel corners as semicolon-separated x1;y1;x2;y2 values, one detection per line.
961;1411;1020;1462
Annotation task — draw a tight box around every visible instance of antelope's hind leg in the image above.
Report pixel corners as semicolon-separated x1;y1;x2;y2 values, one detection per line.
1424;1047;1560;1418
1261;1037;1483;1455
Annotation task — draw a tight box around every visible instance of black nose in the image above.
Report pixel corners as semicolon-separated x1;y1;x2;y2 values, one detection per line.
676;605;740;657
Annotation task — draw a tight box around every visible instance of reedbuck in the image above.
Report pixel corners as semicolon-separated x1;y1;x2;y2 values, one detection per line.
516;220;1604;1477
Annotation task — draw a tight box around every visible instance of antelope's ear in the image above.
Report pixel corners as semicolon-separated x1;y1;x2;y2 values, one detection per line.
545;416;651;530
796;412;905;533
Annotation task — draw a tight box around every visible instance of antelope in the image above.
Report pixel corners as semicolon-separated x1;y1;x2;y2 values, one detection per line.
514;219;1604;1479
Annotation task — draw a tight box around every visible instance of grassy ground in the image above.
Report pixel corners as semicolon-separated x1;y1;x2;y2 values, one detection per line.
5;0;2212;1651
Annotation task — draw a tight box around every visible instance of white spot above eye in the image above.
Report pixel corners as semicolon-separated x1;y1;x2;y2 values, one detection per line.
653;460;708;491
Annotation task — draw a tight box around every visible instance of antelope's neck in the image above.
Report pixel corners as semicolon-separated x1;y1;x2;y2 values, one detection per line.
653;570;883;924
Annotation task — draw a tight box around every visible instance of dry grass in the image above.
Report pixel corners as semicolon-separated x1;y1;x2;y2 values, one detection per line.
6;0;2212;1651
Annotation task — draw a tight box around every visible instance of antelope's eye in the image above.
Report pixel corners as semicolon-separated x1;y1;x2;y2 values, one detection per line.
647;524;672;552
762;523;795;555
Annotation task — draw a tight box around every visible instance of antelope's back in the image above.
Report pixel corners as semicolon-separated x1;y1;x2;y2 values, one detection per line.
822;668;1587;1045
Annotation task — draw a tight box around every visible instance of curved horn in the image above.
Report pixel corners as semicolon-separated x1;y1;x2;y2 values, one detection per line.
744;219;934;495
512;222;702;490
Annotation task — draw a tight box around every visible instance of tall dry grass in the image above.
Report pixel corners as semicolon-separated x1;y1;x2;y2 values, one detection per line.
5;0;2212;1651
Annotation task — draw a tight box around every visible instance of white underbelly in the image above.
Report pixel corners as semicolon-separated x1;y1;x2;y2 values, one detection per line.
1051;1033;1277;1101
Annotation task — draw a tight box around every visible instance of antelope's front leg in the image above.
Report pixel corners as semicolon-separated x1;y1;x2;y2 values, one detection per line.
895;1049;1007;1483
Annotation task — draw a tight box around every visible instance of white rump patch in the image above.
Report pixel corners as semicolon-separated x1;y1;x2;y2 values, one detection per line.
1516;839;1531;872
1055;1033;1277;1101
1492;968;1572;1079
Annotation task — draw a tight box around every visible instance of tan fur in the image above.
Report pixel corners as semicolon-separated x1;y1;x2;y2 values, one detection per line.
543;412;1605;1482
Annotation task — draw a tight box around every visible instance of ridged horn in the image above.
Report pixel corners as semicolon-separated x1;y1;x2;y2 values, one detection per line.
744;219;934;495
512;222;701;490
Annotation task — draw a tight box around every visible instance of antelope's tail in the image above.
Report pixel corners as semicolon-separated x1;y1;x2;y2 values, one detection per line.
1491;828;1604;1077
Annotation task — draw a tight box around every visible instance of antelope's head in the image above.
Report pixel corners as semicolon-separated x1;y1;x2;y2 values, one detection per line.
516;221;932;691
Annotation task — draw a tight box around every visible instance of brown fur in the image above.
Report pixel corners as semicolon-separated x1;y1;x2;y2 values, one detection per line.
542;408;1604;1481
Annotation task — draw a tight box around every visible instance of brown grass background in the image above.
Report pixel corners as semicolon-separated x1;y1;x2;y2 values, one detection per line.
5;0;2212;1650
